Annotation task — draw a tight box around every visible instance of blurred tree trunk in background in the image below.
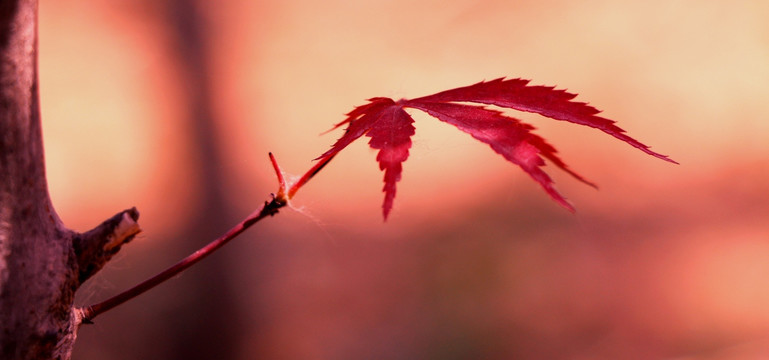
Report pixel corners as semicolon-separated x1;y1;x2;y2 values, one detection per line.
158;1;246;358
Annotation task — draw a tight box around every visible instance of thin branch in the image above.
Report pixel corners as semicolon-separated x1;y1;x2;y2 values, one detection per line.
78;153;333;324
79;196;285;324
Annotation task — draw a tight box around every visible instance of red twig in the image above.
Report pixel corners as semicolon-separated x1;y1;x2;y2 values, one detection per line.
79;153;333;323
80;197;284;323
269;152;287;200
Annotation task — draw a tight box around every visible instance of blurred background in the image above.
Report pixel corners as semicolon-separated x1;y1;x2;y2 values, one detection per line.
37;0;768;359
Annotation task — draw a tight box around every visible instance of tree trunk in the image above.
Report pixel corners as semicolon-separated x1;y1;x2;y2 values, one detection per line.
0;1;140;358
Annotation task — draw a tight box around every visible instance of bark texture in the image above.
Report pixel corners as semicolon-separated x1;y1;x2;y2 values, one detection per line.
0;1;140;358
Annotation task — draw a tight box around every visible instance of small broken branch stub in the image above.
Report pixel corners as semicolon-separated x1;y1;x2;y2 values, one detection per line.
73;208;142;284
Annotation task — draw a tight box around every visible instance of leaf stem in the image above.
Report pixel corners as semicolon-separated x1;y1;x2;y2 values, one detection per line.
288;154;335;199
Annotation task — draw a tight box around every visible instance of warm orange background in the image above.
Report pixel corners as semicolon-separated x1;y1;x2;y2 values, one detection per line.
38;0;769;359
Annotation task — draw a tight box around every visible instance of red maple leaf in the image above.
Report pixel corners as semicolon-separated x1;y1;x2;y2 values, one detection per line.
317;78;677;219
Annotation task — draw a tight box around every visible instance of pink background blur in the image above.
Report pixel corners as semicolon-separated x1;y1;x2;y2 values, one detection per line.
38;0;769;359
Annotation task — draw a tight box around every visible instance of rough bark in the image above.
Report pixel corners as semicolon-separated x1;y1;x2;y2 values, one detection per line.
0;1;140;359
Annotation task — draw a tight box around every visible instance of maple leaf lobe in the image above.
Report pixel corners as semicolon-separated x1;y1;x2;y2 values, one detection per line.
366;105;415;219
